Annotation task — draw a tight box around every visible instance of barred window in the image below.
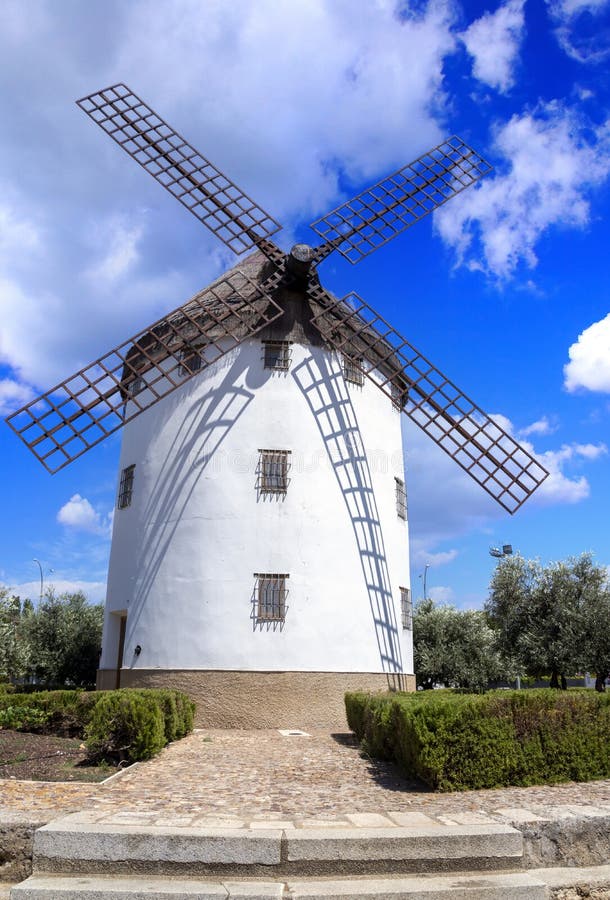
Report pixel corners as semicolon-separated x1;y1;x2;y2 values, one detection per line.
400;586;412;629
118;464;136;510
263;340;290;370
129;376;145;397
343;354;364;386
391;382;406;412
259;449;290;493
255;573;288;621
177;348;202;377
395;476;407;520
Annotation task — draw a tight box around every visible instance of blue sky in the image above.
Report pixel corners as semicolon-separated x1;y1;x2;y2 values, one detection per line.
1;0;609;609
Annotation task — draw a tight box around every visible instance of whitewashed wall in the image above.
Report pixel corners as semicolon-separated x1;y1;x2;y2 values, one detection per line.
100;339;413;676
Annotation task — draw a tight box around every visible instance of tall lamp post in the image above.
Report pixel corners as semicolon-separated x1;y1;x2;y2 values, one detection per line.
32;559;53;603
489;544;519;688
32;558;44;603
419;563;430;600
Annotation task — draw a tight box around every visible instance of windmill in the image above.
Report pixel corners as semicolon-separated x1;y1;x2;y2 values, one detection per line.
6;85;548;727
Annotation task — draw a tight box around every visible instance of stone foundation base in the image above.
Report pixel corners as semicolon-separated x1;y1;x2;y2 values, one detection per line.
95;669;415;728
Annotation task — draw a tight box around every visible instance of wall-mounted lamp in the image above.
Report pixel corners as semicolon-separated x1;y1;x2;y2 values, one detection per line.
134;644;142;656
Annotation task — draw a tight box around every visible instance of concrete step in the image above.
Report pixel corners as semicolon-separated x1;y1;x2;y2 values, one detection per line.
31;818;524;878
11;871;548;899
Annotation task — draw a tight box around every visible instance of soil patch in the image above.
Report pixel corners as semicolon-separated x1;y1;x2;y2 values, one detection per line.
0;730;119;782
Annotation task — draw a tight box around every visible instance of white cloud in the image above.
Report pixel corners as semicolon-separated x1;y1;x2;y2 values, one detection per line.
115;0;457;217
57;494;112;537
552;0;610;13
7;579;107;604
0;199;40;263
413;548;459;567
534;441;607;503
428;585;456;603
0;1;463;394
517;415;558;437
564;313;610;393
547;0;610;63
461;0;525;92
435;101;610;278
0;378;35;415
85;217;144;284
404;413;606;558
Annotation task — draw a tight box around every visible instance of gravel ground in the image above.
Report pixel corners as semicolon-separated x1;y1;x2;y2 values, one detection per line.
1;728;609;823
87;728;610;820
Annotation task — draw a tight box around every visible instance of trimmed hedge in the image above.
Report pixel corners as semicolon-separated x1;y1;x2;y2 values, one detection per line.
0;688;195;764
345;689;610;791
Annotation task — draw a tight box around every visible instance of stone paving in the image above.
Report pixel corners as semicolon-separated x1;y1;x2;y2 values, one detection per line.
2;728;610;827
0;781;98;820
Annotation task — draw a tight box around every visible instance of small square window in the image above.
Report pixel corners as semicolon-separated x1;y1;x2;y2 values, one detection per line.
343;354;364;386
259;449;290;493
129;376;145;396
255;573;288;621
400;586;412;629
263;340;290;370
177;348;202;377
395;476;407;520
118;464;136;509
391;382;406;411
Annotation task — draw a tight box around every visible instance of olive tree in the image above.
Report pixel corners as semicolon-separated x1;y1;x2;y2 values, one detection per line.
413;598;514;691
486;553;609;690
24;590;103;688
0;588;32;682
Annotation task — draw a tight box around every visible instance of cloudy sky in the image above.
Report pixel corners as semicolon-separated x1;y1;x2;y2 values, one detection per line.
1;0;609;608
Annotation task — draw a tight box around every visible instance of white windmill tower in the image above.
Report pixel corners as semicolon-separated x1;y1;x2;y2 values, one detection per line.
7;85;548;727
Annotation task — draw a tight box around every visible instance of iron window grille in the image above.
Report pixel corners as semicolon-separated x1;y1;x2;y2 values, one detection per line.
395;476;407;520
129;376;145;397
263;340;291;371
258;449;291;493
391;382;407;412
254;573;289;621
343;354;364;386
177;348;202;377
118;464;136;509
400;586;412;629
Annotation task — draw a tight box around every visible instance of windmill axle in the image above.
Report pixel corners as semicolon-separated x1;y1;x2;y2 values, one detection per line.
286;242;315;280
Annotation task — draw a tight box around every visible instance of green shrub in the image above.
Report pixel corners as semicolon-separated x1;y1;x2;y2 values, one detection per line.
0;705;50;730
0;689;95;735
0;687;195;763
345;689;610;791
85;690;166;763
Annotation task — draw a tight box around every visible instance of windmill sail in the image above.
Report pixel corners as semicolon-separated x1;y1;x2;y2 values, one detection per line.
308;287;548;513
77;84;281;255
310;136;492;265
6;270;282;473
8;81;549;514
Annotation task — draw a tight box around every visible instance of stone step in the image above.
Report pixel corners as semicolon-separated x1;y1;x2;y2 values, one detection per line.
11;871;548;899
31;818;524;878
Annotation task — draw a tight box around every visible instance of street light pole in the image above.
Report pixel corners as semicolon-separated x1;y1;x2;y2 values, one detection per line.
32;558;43;603
419;564;430;600
488;544;520;689
31;559;53;602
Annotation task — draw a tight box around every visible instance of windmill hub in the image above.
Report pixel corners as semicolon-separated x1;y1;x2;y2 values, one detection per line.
289;242;314;261
286;242;315;280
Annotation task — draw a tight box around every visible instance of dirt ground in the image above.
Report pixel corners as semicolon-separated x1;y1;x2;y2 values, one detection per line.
0;730;119;782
